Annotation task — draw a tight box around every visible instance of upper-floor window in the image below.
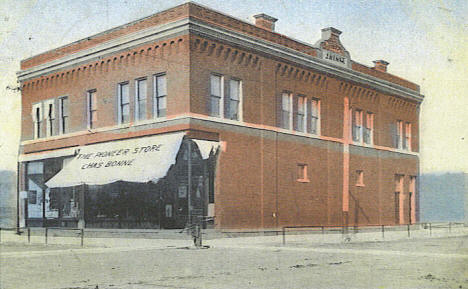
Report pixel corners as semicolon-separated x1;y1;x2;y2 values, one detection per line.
403;122;412;151
296;95;307;132
87;90;97;129
395;174;404;193
310;98;320;135
135;78;147;121
209;74;223;117
32;103;42;139
352;109;363;142
154;74;167;118
281;92;293;130
118;82;130;124
59;97;69;134
393;120;412;151
363;112;374;145
228;79;242;121
44;99;55;137
394;120;403;149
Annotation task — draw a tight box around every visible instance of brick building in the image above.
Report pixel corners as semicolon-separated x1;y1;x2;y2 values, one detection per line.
17;3;423;230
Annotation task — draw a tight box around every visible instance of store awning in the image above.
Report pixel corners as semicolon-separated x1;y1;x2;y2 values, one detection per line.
193;139;220;159
19;147;78;162
46;132;185;188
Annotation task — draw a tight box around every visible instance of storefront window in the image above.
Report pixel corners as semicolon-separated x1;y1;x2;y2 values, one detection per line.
24;138;217;229
26;161;44;219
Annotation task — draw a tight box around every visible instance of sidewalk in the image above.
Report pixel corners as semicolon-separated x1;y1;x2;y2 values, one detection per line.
0;223;466;250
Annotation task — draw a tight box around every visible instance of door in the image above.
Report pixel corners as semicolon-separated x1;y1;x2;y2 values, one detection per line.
394;192;400;225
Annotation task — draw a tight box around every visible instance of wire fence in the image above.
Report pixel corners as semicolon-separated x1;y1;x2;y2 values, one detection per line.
0;222;465;247
281;222;466;245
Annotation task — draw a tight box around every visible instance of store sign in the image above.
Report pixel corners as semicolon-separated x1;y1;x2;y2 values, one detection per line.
46;133;185;187
76;144;163;170
322;50;348;67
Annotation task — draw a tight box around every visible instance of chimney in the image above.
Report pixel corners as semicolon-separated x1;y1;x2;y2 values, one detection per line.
373;60;389;72
321;27;342;42
253;13;278;31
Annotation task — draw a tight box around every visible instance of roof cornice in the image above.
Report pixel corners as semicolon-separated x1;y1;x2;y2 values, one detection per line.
187;19;423;102
17;17;424;103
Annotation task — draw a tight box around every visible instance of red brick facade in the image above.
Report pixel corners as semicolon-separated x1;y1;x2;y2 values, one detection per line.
18;2;423;229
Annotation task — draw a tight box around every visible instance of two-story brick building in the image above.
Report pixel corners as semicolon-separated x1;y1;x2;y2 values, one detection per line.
16;2;423;230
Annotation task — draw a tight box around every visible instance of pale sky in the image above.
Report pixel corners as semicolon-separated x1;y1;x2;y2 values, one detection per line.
0;0;467;174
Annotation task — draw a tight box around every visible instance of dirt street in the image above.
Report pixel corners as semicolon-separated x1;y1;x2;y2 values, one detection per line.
1;236;467;289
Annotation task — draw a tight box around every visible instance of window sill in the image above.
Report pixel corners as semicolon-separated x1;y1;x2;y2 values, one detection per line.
297;179;310;183
356;183;365;187
352;141;373;147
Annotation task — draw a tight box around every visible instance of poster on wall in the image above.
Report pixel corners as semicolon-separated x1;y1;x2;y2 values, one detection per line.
178;185;187;198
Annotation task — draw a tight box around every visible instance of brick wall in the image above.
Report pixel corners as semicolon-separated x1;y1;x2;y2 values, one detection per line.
18;5;421;229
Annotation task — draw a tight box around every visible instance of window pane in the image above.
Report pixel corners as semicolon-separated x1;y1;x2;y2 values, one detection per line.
353;125;361;142
210;96;220;117
48;118;54;135
48;104;53;119
138;100;146;120
311;100;318;117
210;75;221;96
36;107;41;121
229;99;239;120
310;117;318;134
61;98;69;117
298;97;305;114
282;93;290;112
230;80;239;101
121;83;129;104
90;91;97;110
137;80;147;120
158;108;166;117
297;115;304;132
155;96;166;118
122;103;130;123
363;128;371;144
282;111;290;129
158;96;167;110
396;121;402;148
138;79;147;100
91;111;98;124
62;117;68;133
157;75;167;96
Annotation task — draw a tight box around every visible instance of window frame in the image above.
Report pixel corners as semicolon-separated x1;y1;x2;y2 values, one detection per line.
209;74;224;118
153;73;167;118
32;102;43;139
356;170;364;187
396;120;403;149
352;109;363;143
58;96;69;135
403;122;412;151
118;82;130;124
228;78;242;121
296;95;307;132
363;112;374;145
297;163;309;183
309;98;320;135
43;99;55;138
135;78;147;122
281;92;293;130
87;89;97;129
